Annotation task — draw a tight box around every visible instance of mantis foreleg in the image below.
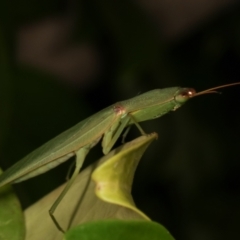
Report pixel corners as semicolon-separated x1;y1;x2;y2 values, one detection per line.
49;147;90;233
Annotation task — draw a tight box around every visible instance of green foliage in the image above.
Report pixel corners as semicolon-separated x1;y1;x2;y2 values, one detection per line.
24;135;163;240
92;133;157;220
64;220;174;240
0;170;25;240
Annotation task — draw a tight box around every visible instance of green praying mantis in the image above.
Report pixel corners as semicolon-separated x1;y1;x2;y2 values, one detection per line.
0;82;239;233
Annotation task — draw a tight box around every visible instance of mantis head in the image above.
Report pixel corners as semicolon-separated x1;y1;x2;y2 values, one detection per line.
175;82;240;103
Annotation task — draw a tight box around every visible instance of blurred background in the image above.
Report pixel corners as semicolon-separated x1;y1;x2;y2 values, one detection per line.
1;0;240;239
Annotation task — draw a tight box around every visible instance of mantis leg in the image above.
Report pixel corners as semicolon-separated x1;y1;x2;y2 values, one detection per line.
121;115;147;143
65;158;79;181
49;147;90;233
102;115;131;155
128;114;146;135
102;113;146;155
121;126;131;143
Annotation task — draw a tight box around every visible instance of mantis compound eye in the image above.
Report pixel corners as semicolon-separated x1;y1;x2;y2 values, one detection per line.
175;88;196;103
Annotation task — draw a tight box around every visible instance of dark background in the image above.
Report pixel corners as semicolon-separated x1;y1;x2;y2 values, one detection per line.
1;1;240;239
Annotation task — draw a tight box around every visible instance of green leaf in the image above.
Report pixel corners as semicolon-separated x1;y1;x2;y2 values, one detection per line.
24;134;157;240
64;220;175;240
92;133;157;220
0;170;25;240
